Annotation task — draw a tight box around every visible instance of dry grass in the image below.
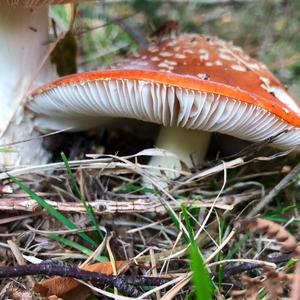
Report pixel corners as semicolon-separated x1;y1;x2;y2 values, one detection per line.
0;140;299;299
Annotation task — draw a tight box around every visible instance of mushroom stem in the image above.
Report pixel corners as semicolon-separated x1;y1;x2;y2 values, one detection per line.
147;127;211;182
0;2;54;168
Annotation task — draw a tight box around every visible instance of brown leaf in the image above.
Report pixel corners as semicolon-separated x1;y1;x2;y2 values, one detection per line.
240;218;300;255
34;261;127;299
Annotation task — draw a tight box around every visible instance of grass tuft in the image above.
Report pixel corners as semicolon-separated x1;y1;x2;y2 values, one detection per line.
61;152;103;242
48;234;108;262
181;204;212;300
9;175;97;248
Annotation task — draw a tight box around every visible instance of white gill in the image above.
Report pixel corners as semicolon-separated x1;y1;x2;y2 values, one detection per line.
29;79;300;149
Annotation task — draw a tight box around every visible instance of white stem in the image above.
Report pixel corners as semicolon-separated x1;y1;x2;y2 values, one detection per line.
147;127;211;182
0;3;55;168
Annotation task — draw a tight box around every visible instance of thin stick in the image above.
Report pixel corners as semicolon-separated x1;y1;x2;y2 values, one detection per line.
0;263;171;297
0;196;237;214
247;161;300;217
7;240;36;288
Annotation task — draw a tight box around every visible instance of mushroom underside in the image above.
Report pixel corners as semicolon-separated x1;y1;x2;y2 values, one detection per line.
30;79;300;149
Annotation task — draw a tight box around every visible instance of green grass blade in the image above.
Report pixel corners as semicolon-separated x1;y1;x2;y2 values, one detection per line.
181;205;195;242
189;245;212;300
226;234;249;260
0;147;15;153
49;234;108;262
60;152;84;200
61;152;103;242
9;175;97;248
181;204;212;300
116;183;156;194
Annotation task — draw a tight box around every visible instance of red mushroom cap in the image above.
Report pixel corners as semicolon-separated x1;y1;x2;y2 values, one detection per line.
29;34;300;148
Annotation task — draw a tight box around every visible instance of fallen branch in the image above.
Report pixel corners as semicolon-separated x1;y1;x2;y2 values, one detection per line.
0;262;171;297
222;253;293;278
0;190;261;214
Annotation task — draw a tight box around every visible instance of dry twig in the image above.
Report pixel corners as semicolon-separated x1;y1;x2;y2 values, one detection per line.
0;190;261;214
247;161;300;217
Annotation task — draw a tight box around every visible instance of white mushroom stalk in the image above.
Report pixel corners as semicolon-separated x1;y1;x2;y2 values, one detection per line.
0;2;54;168
148;127;210;180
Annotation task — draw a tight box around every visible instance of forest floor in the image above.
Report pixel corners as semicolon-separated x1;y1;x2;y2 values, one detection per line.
0;0;300;299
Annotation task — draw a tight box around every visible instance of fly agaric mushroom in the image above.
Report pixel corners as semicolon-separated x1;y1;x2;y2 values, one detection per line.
28;34;300;181
0;0;82;168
